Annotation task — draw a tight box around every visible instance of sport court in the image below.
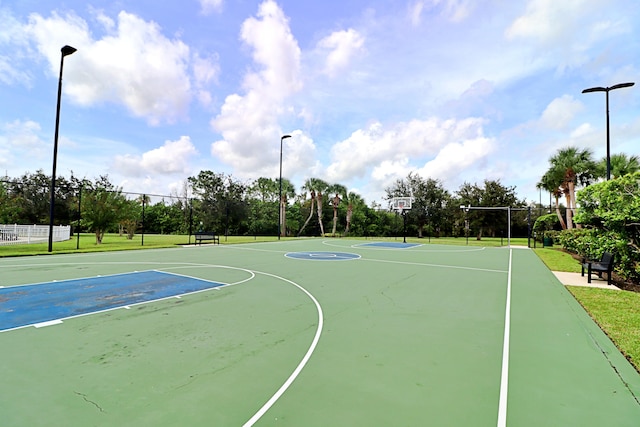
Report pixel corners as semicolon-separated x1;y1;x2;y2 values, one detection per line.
1;239;639;426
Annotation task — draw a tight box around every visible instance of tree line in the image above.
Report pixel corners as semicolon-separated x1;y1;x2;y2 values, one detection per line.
1;169;536;244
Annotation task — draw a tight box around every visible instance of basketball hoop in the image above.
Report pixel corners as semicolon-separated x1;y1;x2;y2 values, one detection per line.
390;196;412;243
390;197;412;214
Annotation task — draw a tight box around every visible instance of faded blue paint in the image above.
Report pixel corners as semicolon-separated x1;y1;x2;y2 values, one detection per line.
0;271;223;331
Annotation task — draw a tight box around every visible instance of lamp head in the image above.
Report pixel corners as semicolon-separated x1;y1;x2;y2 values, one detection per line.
61;45;77;57
582;86;606;93
281;134;291;140
610;82;635;90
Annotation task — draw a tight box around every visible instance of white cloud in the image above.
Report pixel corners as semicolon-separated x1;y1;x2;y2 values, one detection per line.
0;9;33;85
540;95;584;130
192;51;220;107
317;29;365;77
193;52;220;87
370;159;411;189
326;117;491;182
416;136;495;183
505;0;611;44
0;120;48;169
411;0;474;24
503;0;626;74
210;0;311;179
570;123;594;139
111;136;198;177
200;0;224;15
408;1;425;27
25;11;196;125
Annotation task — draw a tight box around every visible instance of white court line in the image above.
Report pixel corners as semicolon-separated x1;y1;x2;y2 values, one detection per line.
497;248;513;427
242;270;324;427
34;319;63;328
360;257;508;275
321;239;489;253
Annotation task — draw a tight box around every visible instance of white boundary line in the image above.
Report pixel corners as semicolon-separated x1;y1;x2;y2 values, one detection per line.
321;239;489;253
360;257;508;275
352;242;424;250
497;248;513;427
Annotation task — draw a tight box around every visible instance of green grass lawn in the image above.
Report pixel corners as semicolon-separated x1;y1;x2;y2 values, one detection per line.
567;286;640;371
0;233;282;256
533;247;582;273
534;247;640;373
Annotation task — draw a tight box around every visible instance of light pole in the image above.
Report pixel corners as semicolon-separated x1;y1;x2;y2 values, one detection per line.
48;45;77;252
278;134;291;240
582;82;635;180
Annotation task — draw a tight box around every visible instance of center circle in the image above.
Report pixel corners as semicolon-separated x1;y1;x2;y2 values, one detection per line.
285;251;361;261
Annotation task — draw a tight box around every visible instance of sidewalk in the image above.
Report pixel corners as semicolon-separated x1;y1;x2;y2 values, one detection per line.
553;271;620;290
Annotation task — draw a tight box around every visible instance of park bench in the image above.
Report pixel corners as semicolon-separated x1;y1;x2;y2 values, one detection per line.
0;229;18;241
194;232;220;245
581;251;615;286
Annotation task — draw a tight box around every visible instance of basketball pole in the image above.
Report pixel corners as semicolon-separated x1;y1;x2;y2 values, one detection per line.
402;208;407;243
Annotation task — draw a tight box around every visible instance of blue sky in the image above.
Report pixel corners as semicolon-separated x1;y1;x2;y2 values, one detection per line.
1;0;639;206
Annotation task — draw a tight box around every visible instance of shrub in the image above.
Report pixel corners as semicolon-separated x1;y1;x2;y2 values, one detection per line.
556;228;639;283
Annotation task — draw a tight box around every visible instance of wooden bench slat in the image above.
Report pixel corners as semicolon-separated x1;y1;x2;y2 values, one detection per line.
194;232;220;245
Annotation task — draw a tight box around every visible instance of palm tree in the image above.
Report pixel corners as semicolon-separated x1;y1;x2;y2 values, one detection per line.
547;147;596;229
297;178;329;236
537;169;567;230
327;183;347;236
344;191;363;235
297;188;315;236
597;153;640;179
314;180;330;236
276;178;296;237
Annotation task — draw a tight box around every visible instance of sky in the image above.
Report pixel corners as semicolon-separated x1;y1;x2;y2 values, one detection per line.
1;0;639;207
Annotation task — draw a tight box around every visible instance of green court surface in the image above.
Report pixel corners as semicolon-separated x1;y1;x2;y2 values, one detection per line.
1;239;639;426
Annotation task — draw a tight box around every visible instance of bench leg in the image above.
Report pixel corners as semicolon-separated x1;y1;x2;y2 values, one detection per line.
587;265;592;283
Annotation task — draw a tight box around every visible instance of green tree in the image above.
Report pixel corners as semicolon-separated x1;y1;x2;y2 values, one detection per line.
0;181;22;223
572;172;640;282
81;176;126;244
119;197;142;239
9;170;53;224
596;153;640;179
385;173;450;238
344;191;365;235
188;171;248;235
537;169;567;230
456;180;522;240
246;177;295;236
298;178;329;236
547;147;597;229
327;183;347;236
